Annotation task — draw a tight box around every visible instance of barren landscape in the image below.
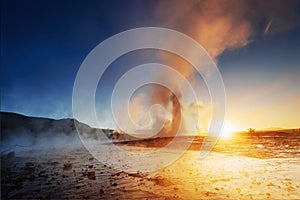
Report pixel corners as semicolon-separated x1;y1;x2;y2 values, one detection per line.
2;113;300;199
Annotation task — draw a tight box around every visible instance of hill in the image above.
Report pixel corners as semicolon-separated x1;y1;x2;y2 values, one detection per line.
0;112;132;153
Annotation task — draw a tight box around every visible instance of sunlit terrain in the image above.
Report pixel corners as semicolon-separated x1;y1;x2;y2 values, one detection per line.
2;133;300;199
1;113;300;199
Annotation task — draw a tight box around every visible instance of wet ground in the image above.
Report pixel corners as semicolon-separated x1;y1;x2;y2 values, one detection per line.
2;136;300;199
1;148;169;199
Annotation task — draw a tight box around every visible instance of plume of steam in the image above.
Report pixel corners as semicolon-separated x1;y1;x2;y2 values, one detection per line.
126;0;300;136
154;0;254;59
150;0;254;136
148;0;300;136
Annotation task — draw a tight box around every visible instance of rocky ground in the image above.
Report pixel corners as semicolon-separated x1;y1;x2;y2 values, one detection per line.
1;147;175;199
2;145;300;199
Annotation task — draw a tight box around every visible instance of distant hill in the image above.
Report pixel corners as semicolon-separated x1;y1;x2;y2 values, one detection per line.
234;128;300;137
0;112;134;152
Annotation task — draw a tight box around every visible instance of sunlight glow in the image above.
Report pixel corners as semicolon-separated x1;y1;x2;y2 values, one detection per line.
221;121;237;138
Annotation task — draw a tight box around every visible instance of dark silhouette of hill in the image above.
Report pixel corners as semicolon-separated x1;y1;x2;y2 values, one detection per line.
0;112;132;153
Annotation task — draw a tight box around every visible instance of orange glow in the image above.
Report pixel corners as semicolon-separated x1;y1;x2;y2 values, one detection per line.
221;121;237;138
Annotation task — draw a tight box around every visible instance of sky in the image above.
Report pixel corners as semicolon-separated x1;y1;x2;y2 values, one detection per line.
1;0;300;131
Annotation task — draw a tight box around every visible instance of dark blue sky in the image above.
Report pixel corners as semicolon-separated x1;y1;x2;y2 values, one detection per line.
1;0;300;129
1;0;159;119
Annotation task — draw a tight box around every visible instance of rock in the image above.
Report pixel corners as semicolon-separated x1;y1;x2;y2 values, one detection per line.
82;171;87;177
25;162;35;167
63;162;73;170
267;182;275;186
205;191;212;196
50;161;59;165
28;175;35;181
87;171;96;180
25;162;35;172
128;173;145;178
62;174;68;178
38;171;48;178
147;176;173;187
15;176;26;185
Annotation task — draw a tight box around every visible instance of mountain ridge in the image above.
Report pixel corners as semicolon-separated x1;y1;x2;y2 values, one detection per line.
0;112;133;152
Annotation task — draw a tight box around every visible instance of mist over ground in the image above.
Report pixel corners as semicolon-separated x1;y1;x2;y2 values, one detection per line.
0;112;123;154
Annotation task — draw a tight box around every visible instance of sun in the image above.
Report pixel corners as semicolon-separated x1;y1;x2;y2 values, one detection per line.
221;121;237;138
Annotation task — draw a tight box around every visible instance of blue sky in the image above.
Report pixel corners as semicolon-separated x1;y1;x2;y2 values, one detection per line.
1;0;300;130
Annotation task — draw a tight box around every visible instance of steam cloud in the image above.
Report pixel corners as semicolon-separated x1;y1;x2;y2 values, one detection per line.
142;0;300;136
